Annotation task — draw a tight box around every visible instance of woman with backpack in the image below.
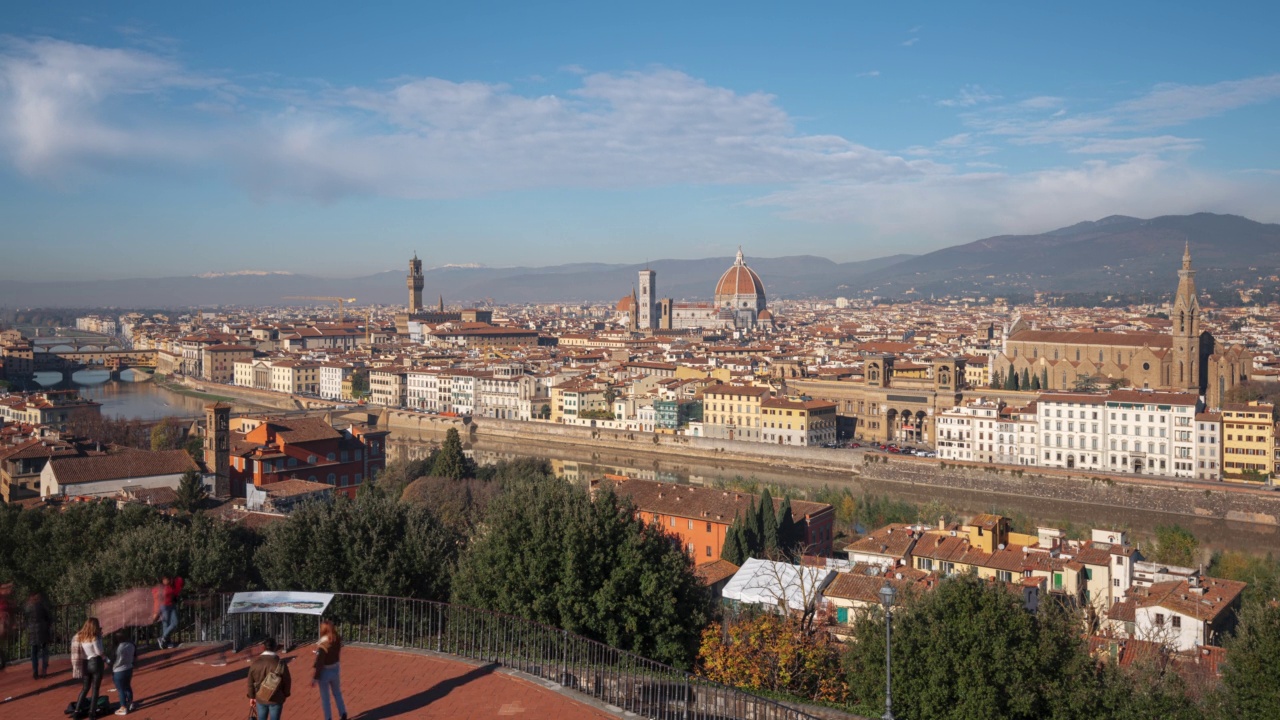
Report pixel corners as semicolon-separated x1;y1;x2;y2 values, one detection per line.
311;620;348;720
71;617;108;719
247;637;291;720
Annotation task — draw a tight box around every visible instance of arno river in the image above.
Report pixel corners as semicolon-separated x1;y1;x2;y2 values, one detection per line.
33;371;210;419
28;374;1279;557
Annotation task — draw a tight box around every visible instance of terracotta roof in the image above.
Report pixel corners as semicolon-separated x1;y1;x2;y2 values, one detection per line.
606;477;832;524
49;450;198;486
263;478;334;498
714;252;766;299
844;524;919;560
693;559;739;586
1134;577;1245;622
1009;329;1172;348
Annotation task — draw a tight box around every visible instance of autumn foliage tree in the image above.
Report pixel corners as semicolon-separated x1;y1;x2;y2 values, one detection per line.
699;613;847;704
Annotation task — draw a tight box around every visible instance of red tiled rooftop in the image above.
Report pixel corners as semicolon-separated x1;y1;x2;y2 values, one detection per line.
0;643;618;719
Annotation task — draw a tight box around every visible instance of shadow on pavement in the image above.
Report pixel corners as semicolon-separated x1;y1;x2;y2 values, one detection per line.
354;662;498;720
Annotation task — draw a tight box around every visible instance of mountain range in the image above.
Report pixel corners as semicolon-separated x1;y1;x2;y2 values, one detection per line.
3;213;1278;308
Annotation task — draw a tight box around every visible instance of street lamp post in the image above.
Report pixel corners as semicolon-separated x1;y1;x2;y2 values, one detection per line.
879;581;897;720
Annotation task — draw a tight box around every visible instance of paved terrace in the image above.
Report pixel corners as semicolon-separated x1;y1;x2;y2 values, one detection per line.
0;643;618;719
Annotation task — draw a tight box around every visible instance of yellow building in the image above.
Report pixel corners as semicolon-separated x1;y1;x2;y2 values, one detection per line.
701;383;771;442
268;360;320;395
1221;401;1275;482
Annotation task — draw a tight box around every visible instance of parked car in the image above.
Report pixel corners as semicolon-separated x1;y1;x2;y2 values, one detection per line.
848;442;862;448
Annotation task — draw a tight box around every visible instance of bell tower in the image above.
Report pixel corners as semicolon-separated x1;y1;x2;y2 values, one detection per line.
204;402;231;498
1171;242;1202;394
407;253;424;312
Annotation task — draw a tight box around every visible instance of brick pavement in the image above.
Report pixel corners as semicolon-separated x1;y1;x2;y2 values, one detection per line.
0;643;619;719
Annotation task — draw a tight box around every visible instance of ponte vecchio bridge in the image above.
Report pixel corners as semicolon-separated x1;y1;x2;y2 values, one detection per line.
30;339;158;382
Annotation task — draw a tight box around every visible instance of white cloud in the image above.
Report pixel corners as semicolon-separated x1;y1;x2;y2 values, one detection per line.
748;156;1280;243
937;85;999;108
857;70;881;78
902;37;919;47
0;40;934;200
1070;135;1201;155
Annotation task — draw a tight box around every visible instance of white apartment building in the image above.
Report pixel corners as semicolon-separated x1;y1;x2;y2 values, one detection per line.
1037;394;1105;471
1103;391;1198;478
318;361;355;399
996;404;1039;466
406;369;435;411
1194;412;1222;481
319;362;355;401
475;370;536;420
936;399;1001;462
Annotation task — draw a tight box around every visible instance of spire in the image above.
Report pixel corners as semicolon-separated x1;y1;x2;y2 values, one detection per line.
735;246;744;265
439;294;444;311
1182;241;1192;270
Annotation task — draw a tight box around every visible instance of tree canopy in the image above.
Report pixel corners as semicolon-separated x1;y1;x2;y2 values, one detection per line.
451;474;712;668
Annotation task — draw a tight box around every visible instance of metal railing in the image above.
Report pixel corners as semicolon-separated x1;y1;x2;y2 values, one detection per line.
3;592;822;720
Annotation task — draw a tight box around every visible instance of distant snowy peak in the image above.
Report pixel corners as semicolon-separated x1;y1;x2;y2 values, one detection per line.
195;270;296;278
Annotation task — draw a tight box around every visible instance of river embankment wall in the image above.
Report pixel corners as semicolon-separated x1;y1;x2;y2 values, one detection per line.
463;416;1280;527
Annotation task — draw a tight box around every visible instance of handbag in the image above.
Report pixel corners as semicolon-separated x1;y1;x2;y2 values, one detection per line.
255;660;284;703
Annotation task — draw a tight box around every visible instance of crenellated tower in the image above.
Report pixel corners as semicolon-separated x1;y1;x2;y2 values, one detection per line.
407;253;424;312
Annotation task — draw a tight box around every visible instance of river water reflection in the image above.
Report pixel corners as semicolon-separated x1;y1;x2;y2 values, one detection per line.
32;370;209;420
389;428;1280;558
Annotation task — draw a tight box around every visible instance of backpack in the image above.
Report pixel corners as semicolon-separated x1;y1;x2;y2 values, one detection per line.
63;696;111;716
255;659;285;703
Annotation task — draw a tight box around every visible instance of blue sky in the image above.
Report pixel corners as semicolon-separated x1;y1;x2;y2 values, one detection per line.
3;1;1279;280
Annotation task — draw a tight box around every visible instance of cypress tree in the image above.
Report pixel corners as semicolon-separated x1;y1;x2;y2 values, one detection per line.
1003;368;1017;390
1040;368;1049;391
776;495;795;550
721;518;746;565
760;487;779;553
1030;374;1041;391
1020;368;1030;391
742;498;760;555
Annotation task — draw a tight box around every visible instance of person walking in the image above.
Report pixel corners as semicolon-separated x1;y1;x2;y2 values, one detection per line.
24;591;53;679
311;620;347;720
156;576;183;649
247;637;291;720
110;631;136;715
71;618;107;720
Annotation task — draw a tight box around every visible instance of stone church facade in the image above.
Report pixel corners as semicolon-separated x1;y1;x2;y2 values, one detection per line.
996;246;1249;409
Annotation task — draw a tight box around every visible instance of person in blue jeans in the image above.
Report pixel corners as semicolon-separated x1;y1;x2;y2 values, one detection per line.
155;576;183;649
111;631;136;715
247;638;291;720
311;620;348;720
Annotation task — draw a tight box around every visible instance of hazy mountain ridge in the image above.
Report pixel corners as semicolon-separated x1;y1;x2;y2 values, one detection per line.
2;213;1276;308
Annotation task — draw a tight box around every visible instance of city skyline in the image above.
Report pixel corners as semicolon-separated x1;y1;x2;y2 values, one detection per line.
4;1;1280;281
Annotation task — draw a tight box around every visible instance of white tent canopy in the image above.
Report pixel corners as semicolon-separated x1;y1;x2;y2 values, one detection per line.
721;558;835;612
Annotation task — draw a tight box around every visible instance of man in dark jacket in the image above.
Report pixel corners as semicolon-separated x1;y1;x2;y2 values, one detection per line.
247;638;291;720
24;592;53;679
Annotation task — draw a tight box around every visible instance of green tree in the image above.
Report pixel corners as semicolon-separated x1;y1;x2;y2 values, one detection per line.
1040;368;1049;391
256;493;458;600
430;427;476;480
1221;599;1280;718
174;469;209;514
759;487;779;553
990;370;1003;390
742;497;760;555
721;518;746;565
451;474;712;668
1030;374;1042;391
1151;525;1200;567
1020;368;1031;391
184;434;204;461
843;575;1105;720
776;495;795;548
150;417;183;451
